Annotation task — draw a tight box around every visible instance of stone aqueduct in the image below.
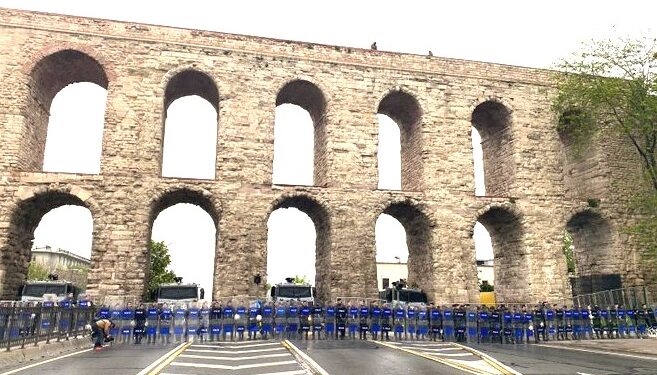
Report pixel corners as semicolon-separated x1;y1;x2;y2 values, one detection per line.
0;8;648;304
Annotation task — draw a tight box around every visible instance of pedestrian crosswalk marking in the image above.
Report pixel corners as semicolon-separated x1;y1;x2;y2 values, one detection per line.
162;372;307;375
402;346;462;351
186;347;286;354
419;351;473;357
192;342;281;349
171;359;298;370
179;353;291;361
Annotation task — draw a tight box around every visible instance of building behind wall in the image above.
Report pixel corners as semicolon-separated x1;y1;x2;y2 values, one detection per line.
31;246;90;289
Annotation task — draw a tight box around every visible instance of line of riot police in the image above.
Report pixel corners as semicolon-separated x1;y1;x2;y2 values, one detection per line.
91;300;657;344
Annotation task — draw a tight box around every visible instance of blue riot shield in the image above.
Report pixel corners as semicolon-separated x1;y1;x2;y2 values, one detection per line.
443;308;454;342
466;309;477;343
325;306;336;338
478;309;489;343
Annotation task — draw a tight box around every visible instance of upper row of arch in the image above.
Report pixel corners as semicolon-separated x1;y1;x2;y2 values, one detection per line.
29;49;515;129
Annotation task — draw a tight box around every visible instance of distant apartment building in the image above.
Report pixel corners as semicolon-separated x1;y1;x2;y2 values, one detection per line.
476;259;495;286
31;246;91;271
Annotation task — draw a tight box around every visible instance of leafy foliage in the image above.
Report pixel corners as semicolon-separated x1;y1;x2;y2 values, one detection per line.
147;241;177;300
293;275;309;284
562;230;576;275
479;280;494;292
553;36;657;263
27;262;50;281
553;36;657;192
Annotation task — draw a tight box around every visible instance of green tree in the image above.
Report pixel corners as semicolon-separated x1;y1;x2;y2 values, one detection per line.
479;280;494;292
147;241;177;300
293;275;309;284
27;262;50;280
553;36;657;262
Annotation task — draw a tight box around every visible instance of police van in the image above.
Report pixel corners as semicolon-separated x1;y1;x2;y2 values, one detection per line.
156;277;205;305
20;280;80;303
270;280;315;303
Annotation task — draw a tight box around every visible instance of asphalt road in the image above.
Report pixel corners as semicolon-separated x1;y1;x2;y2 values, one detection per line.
0;342;174;375
292;339;468;375
467;342;657;375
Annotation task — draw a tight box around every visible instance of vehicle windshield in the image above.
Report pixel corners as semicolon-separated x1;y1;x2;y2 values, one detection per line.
277;286;312;298
22;284;68;297
158;286;198;300
399;289;427;303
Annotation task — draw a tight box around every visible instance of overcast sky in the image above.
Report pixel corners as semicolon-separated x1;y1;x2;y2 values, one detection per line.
7;0;655;298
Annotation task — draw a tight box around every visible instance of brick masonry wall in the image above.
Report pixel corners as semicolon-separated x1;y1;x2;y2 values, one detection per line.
0;7;648;304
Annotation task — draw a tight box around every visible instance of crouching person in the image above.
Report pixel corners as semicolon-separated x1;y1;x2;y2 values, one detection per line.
92;318;115;350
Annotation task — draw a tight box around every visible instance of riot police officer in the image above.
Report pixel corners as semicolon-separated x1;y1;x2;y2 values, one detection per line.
235;301;248;341
381;303;392;341
300;302;312;340
555;304;565;340
336;299;347;340
248;303;261;340
591;305;602;339
146;304;158;344
311;303;323;340
261;301;274;340
533;304;545;343
370;303;381;340
454;305;466;343
359;301;370;340
393;303;405;341
429;304;442;342
347;303;359;340
133;303;146;344
222;301;235;341
502;306;514;344
274;302;287;340
209;301;222;342
324;303;336;340
608;305;619;339
159;303;172;344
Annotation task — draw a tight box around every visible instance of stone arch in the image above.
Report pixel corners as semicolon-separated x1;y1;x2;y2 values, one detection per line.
472;203;527;302
471;98;514;196
22;49;109;171
267;193;331;302
377;89;423;191
163;68;219;112
148;186;221;296
0;186;98;299
275;79;328;186
379;199;434;298
160;68;220;179
566;209;620;294
149;186;220;227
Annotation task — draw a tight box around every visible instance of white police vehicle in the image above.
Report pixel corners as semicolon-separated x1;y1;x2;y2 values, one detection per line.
156;278;205;305
269;278;315;303
20;280;80;303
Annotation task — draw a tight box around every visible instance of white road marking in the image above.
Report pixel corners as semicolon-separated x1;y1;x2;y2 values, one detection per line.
399;342;457;347
171;359;298;370
576;372;598;375
420;351;473;357
192;342;281;349
179;352;291;361
162;371;307;375
0;348;92;375
537;344;657;361
186;347;286;354
136;342;188;375
283;340;330;375
403;346;463;351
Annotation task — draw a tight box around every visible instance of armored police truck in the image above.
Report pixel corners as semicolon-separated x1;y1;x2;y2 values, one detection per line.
20;280;80;303
270;280;315;303
156;282;205;305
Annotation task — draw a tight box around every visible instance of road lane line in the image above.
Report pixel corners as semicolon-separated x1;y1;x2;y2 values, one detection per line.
179;352;291;360
375;340;486;375
0;348;93;375
403;346;463;351
282;340;330;375
171;359;297;370
536;344;657;361
454;343;522;375
138;341;191;375
186;347;286;354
